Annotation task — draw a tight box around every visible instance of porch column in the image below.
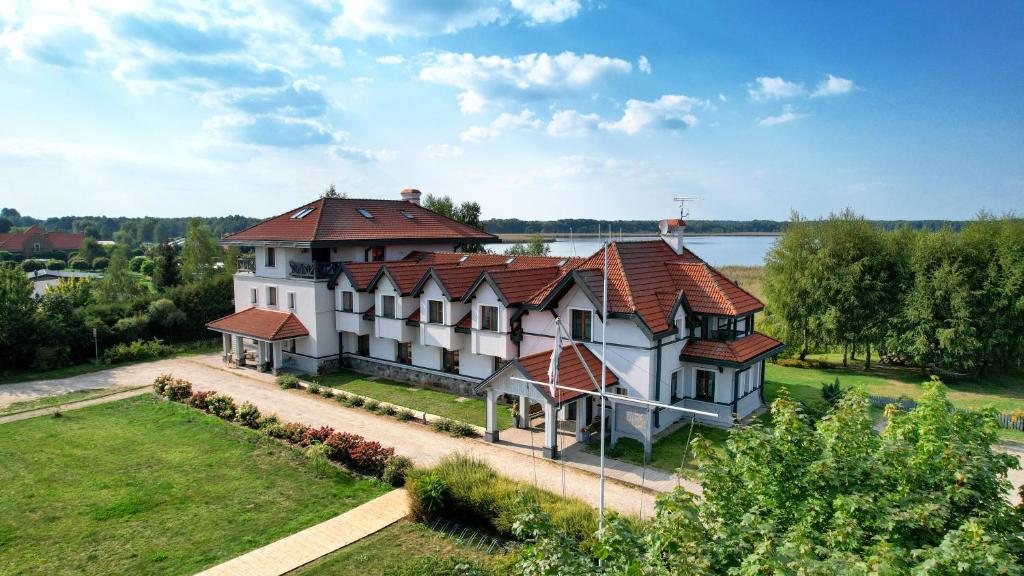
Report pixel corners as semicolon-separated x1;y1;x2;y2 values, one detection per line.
484;389;499;443
256;341;267;372
609;399;619;449
542;401;559;459
517;394;529;429
221;333;231;363
575;397;587;442
233;335;245;367
643;408;653;463
272;342;283;374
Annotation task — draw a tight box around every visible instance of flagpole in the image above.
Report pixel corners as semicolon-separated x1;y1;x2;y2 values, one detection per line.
598;227;609;532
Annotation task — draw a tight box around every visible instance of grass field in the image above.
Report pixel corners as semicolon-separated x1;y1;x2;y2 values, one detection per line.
310;370;515;430
718;265;765;302
0;395;388;576
586;421;732;475
0;386;133;416
290;520;504;575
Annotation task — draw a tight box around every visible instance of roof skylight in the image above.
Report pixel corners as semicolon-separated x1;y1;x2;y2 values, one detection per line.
291;207;314;219
505;257;515;264
458;255;470;263
400;210;415;219
357;208;373;219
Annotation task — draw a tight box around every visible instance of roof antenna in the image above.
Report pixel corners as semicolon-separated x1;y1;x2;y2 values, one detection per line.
672;196;700;221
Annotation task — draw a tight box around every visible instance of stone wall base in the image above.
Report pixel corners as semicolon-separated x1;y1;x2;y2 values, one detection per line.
342;355;480;397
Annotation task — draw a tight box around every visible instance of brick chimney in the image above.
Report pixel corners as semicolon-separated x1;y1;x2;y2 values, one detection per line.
400;188;421;205
659;218;686;255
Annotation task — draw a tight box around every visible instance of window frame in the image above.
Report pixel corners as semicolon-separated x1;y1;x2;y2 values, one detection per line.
341;291;354;313
570;308;593;342
428;300;444;325
695;369;716;402
287;292;295;311
670;370;680;404
367;246;386;262
250;288;257;305
442;349;460;374
265;247;276;268
479;305;499;332
357;334;370;356
267;286;277;307
397;342;412;365
381;294;396;319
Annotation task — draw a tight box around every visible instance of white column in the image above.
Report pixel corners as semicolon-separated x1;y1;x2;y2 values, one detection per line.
575;397;587;442
222;333;231;363
272;342;283;374
484;389;499;442
543;401;558;459
518;394;529;428
233;335;245;367
256;341;267;372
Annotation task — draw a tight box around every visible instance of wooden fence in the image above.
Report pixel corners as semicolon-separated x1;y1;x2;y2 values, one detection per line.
869;395;1024;432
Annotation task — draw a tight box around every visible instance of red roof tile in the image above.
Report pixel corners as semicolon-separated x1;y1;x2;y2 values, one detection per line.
516;344;619;404
455;311;472;330
680;332;784;365
407;308;421;323
207;307;309;341
223;198;497;245
482;267;562;304
0;226;84;253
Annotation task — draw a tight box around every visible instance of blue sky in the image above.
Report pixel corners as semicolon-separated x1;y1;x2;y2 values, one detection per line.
0;1;1021;221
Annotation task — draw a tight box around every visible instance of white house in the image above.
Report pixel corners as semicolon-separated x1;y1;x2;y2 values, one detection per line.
208;193;783;459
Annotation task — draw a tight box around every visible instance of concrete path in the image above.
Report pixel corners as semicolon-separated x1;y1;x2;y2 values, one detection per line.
0;386;150;426
196;489;409;576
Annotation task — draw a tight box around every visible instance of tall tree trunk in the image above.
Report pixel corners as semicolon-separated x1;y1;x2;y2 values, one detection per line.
799;327;808;361
865;342;872;371
851;344;857;361
842;342;848;367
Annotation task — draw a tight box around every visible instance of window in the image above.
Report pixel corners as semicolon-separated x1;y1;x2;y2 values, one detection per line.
265;247;276;268
571;309;593;341
357;208;373;219
286;339;296;353
400;210;415;219
267;287;277;307
32;242;42;253
287;292;295;310
480;305;498;331
357;334;370;356
342;291;354;312
442;349;460;374
428;300;444;324
493;356;508;372
291;207;314;219
670;371;680;404
367;246;385;262
250;288;257;305
695;369;716;402
381;295;396;319
397;342;412;365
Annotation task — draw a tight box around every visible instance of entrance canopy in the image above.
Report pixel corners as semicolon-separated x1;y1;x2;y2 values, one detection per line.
207;307;309;341
474;343;618;407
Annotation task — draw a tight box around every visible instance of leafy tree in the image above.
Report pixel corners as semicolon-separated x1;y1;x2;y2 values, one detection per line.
423;194;488;252
321;183;346;198
129;255;148;273
78;236;103;264
505;234;550;257
96;244;142;303
762;212;823;360
140;258;155;276
0;217;11;233
222;245;240;275
0;266;35;369
153;242;180;288
180;218;218;283
165;275;233;338
422;194;456;219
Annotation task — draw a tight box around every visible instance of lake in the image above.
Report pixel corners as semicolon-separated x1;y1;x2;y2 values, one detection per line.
485;235;778;267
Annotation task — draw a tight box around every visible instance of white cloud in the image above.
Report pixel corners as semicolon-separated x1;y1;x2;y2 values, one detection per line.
638;55;651;74
547;109;601;136
426;144;464;159
419;51;632;114
811;74;856;97
329;144;395;162
600;94;706;134
718;93;727;102
758;106;807;127
376;54;405;65
510;0;581;24
748;76;804;100
460;109;542;142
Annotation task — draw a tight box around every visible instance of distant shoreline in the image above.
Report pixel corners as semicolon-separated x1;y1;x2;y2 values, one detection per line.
494;232;781;243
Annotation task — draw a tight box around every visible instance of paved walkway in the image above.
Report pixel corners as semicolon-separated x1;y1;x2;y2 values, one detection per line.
196;489;409;576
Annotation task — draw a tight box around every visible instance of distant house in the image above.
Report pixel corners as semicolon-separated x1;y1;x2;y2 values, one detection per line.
0;226;84;256
26;269;102;298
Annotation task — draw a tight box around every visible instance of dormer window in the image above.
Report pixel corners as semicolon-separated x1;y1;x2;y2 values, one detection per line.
357;208;373;219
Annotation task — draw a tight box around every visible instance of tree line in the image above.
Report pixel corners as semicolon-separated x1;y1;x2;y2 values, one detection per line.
0;207;260;243
761;209;1023;376
480;217;968;235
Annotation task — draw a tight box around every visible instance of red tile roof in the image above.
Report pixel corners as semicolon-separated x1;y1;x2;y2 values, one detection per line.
207;307;309;341
515;344;619;404
479;267;562;305
0;226;84;253
223;198;498;245
455;311;472;330
680;332;784;365
407;308;421;323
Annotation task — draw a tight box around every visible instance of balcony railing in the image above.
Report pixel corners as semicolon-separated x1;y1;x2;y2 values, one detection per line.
288;261;343;280
709;329;743;341
236;256;255;273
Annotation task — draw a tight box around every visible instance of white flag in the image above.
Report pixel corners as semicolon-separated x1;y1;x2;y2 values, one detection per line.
548;323;562;398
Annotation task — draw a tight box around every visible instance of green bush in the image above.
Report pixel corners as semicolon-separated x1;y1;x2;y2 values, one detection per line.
276;374;298;389
395;409;415;422
381;456;413;487
447;421;476;438
140;259;155;276
236;401;261;428
20;259;45;272
129;255;147;273
349;396;365;408
68;257;90;271
335;392;351;405
256;414;280;430
305;443;333;479
365;399;381;413
431;419;452;433
384;556;495;576
207;394;237;420
411;472;450;520
319;386;334;398
91;257;109;270
44;259;65;270
104;338;173;364
152;373;175;396
306;382;321;395
166;378;193;402
822;377;845;407
380;404;397;416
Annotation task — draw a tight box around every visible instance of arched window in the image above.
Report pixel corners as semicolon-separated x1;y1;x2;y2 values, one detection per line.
32;242;42;253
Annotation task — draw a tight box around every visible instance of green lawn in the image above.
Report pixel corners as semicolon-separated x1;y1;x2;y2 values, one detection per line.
290;520;504;575
310;370;514;430
0;340;219;386
0;386;137;416
587;421;732;476
0;395;388;576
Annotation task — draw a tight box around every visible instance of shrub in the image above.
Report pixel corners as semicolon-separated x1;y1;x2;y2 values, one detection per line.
276;373;298;389
447;421;476;438
104;338;173;364
280;422;311;444
301;425;335;446
236;402;261;428
335;392;351;405
129;255;147;273
187;390;216;411
380;404;397;416
324;432;360;461
306;382;321;395
822;377;845;407
68;257;90;271
305;443;333;479
319;386;334;398
347;441;394;477
349;396;365;408
44;259;65;270
20;259;45;272
411;472;450;520
382;456;413;487
365;399;381;413
395;409;415;422
262;423;288;440
386;556;495;576
166;378;193;402
207;394;237;420
432;419;456;433
152;373;175;396
91;256;109;270
256;414;280;430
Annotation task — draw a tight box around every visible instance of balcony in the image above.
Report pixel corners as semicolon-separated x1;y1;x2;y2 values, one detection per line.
337;310;370;335
289;261;343;281
708;329;743;341
421;323;466;351
376;316;416;343
236;256;255;273
472;330;515;359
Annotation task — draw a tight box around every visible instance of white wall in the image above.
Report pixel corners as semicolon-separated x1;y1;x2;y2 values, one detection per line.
369;336;396;361
330;242;459;264
459;350;493;379
232;275;338;361
412;343;441;370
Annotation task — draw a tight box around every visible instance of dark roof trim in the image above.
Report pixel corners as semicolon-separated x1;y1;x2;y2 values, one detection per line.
461;271;510;306
410;267;452;299
680;341;786;368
